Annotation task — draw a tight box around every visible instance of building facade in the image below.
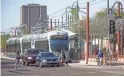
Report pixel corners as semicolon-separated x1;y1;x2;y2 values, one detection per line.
20;4;47;34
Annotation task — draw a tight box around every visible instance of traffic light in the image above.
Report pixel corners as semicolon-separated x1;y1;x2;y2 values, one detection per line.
109;20;115;34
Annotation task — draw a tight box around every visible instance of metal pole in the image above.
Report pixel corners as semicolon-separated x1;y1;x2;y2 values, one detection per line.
55;19;57;30
68;15;70;29
117;3;121;17
86;2;89;64
117;3;121;60
58;19;60;30
121;27;123;56
50;19;52;31
28;25;30;34
107;0;109;8
3;32;6;56
66;8;67;27
62;16;63;28
28;5;30;34
14;29;16;37
107;0;110;59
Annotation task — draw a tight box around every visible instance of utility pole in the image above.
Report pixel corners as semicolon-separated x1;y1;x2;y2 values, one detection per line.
14;29;16;37
107;0;109;8
50;19;52;31
76;0;80;52
62;16;63;28
66;8;67;27
55;19;57;30
58;19;60;30
107;0;111;59
117;2;121;60
3;32;6;56
68;15;70;29
10;28;17;37
28;25;30;34
86;2;89;64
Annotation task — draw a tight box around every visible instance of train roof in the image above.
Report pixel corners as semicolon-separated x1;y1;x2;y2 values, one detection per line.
6;30;76;43
6;37;20;44
60;29;75;36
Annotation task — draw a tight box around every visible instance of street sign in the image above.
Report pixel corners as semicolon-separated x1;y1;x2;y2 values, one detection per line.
107;8;114;19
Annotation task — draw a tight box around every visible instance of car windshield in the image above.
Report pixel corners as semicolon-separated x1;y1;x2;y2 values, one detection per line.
41;53;56;57
27;50;39;54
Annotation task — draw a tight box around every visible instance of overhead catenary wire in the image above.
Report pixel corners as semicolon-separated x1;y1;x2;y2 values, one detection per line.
49;0;107;19
3;0;109;33
48;0;97;17
90;0;107;6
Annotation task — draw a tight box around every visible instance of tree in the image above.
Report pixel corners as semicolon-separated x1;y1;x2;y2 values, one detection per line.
95;8;124;18
0;34;11;53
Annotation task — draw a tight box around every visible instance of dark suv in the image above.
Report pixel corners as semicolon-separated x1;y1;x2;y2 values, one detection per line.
22;48;41;66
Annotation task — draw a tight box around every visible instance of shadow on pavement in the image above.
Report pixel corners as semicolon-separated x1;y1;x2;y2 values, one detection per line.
8;70;23;74
111;63;124;66
1;62;14;65
17;69;30;71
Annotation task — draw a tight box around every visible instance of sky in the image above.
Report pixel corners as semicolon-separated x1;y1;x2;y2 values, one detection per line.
1;0;123;32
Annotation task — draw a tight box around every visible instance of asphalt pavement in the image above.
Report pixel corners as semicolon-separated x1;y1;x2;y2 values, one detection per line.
1;58;124;76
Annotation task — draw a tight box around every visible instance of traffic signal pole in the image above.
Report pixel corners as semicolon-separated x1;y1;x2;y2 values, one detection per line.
86;2;89;64
117;3;120;60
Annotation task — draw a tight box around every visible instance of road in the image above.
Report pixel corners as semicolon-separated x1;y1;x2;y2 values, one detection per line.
1;58;124;76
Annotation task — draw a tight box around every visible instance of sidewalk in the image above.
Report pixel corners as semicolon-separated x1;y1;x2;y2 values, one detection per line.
1;53;15;60
68;60;124;69
1;54;124;69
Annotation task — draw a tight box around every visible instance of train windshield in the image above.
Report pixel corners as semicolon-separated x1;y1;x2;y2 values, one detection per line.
50;35;69;50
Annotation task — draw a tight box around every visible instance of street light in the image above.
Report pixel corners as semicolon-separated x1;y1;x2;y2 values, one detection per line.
111;1;123;60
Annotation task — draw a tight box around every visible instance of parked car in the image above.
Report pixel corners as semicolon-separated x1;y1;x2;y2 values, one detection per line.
36;52;60;67
22;48;41;66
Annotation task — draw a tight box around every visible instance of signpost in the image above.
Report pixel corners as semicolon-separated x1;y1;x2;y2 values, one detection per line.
107;7;115;61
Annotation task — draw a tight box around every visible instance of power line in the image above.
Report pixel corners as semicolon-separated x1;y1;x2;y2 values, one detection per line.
48;0;93;16
48;7;67;16
49;0;105;18
90;0;107;6
78;0;97;5
3;0;108;32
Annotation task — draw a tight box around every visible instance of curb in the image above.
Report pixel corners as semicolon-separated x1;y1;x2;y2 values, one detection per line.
1;57;15;60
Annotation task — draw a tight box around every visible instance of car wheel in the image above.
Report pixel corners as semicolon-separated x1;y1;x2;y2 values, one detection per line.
26;61;29;66
57;65;60;67
36;64;38;67
36;61;39;67
22;61;25;65
40;62;43;68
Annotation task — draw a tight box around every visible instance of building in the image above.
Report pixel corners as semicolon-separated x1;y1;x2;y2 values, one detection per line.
20;4;47;34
